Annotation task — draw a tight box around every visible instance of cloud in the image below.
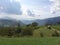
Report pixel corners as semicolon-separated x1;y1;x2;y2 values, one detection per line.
49;0;60;14
0;14;40;20
0;0;22;15
26;9;35;16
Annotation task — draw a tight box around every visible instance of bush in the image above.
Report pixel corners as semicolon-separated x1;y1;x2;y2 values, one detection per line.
21;26;34;36
31;22;38;27
0;22;38;37
40;32;44;37
22;30;33;36
52;30;60;37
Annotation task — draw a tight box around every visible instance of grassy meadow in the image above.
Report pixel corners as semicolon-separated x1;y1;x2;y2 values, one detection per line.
0;37;60;45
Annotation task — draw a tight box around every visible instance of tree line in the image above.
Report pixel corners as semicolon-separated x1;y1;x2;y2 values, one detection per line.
0;22;39;37
0;22;60;37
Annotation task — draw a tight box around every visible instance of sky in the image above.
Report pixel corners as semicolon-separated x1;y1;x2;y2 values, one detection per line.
0;0;60;20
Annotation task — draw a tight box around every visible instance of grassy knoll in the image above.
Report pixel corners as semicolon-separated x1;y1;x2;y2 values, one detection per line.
33;26;54;37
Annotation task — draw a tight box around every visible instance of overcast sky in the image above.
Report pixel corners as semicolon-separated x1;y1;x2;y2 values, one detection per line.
0;0;60;20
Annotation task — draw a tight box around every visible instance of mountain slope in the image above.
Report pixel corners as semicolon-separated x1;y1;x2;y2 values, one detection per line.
0;16;60;27
21;16;60;26
0;19;24;27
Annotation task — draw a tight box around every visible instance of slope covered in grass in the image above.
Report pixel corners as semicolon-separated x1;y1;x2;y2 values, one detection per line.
33;26;54;37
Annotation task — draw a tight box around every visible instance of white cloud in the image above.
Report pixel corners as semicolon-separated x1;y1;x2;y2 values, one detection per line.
49;0;55;1
0;13;41;20
0;0;60;20
49;0;60;14
0;0;22;15
0;5;52;20
15;0;21;2
10;0;21;2
0;6;4;10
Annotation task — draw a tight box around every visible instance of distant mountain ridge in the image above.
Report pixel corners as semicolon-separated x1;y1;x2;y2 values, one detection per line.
35;16;60;25
0;16;60;27
21;16;60;26
0;18;24;27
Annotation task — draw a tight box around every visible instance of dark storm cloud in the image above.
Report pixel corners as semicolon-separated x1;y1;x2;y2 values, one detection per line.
0;0;22;15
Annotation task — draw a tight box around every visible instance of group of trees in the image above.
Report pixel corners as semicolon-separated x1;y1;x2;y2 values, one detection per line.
0;22;39;37
0;21;60;37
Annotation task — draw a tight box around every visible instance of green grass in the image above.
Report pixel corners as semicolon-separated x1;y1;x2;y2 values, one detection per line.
0;37;60;45
52;25;60;30
33;25;60;37
33;26;54;37
0;25;60;45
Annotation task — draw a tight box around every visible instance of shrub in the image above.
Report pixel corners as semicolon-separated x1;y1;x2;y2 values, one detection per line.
40;32;44;37
21;26;34;36
22;30;33;36
52;30;60;37
31;22;38;27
